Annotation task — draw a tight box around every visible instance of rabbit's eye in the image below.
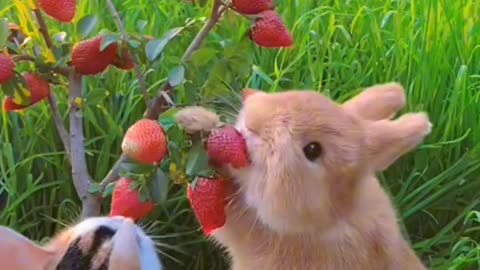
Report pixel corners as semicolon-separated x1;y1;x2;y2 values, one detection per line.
303;142;322;161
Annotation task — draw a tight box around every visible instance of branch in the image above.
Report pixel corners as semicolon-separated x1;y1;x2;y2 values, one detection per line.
47;92;71;155
33;9;53;49
105;0;149;105
99;0;226;190
68;71;101;218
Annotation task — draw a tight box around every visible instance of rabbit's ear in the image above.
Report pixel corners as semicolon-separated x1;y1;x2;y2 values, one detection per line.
343;82;405;120
109;219;141;270
0;227;54;270
366;113;432;171
242;88;262;102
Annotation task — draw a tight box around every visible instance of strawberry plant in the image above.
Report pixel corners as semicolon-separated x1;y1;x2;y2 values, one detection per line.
0;0;292;228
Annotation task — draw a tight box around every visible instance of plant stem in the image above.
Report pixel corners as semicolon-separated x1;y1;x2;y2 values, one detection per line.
68;71;101;218
32;9;53;49
99;0;226;190
105;0;149;105
47;93;70;156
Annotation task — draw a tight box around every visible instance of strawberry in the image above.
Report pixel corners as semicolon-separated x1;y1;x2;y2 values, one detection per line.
187;177;227;235
2;73;51;112
121;119;168;164
38;0;76;22
207;125;249;168
113;49;134;70
71;36;118;75
232;0;274;15
109;177;156;221
249;10;293;48
0;54;15;84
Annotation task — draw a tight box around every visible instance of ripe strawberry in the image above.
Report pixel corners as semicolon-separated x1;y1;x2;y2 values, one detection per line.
232;0;274;15
0;54;15;84
71;36;118;75
207;125;249;168
113;49;134;70
2;73;51;112
187;177;227;235
38;0;76;22
109;177;156;221
121;119;168;164
249;10;293;48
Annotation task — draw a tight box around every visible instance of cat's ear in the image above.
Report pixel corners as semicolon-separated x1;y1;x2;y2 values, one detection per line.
109;219;141;270
0;226;54;270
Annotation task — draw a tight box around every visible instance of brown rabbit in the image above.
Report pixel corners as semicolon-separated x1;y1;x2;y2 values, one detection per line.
177;82;430;270
0;216;163;270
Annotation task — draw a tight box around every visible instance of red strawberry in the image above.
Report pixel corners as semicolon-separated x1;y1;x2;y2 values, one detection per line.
187;177;227;235
2;73;51;112
121;119;168;164
113;49;134;70
0;54;15;83
232;0;274;15
207;125;249;169
109;177;156;221
249;10;293;48
71;36;118;75
38;0;76;22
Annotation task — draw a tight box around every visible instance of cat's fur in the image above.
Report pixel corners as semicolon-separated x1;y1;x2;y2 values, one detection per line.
177;82;430;270
0;216;163;270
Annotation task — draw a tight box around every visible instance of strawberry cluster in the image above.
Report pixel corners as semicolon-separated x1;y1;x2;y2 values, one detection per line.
0;54;51;112
232;0;293;48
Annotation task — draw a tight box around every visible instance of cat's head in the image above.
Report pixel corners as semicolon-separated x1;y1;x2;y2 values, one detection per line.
0;216;163;270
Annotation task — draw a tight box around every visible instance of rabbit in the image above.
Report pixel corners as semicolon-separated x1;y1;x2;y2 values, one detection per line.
176;82;430;270
0;216;163;270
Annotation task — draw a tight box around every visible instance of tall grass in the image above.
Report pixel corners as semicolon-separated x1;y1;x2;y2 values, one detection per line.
1;0;480;269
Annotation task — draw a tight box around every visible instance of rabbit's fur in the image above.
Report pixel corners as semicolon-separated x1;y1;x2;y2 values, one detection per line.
178;82;430;270
0;216;163;270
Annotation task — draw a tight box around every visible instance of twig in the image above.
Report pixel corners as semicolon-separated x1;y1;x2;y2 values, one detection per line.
32;9;53;49
105;0;149;105
68;71;100;218
99;0;226;190
47;92;71;155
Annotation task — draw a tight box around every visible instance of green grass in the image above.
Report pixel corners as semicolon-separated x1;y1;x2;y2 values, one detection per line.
1;0;480;269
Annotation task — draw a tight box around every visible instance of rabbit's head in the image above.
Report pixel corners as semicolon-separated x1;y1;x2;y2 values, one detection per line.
231;83;431;234
0;216;162;270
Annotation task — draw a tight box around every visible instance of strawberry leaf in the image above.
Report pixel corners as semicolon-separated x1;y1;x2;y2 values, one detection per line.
88;183;101;195
77;15;98;39
158;107;180;131
168;65;185;87
138;185;152;203
100;34;119;51
185;139;210;177
119;158;156;175
148;168;169;204
0;79;16;96
145;27;183;62
102;182;116;198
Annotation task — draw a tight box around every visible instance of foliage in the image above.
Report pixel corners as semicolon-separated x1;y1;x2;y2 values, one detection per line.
0;0;480;269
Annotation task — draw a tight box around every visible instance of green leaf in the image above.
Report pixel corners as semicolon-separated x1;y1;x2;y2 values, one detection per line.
127;40;141;49
148;168;169;204
189;48;218;67
1;79;16;96
0;18;8;48
88;183;101;194
145;27;182;62
102;182;116;198
136;20;148;32
185;139;210;177
118;158;156;175
77;15;98;39
52;32;67;43
158;107;179;131
168;65;185;87
138;185;152;203
100;34;119;51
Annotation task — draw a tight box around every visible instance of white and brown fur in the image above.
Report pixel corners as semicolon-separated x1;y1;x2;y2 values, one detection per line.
176;82;431;270
0;216;163;270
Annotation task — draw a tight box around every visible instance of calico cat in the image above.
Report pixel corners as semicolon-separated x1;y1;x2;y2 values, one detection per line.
0;216;163;270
